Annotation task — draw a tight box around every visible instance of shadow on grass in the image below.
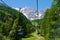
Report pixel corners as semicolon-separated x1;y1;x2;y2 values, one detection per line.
23;34;34;38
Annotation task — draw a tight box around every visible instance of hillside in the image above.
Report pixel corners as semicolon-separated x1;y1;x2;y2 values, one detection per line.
0;3;34;40
32;19;42;26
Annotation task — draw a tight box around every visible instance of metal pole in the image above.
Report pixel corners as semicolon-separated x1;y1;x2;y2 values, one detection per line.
19;8;21;12
37;0;38;15
36;0;40;35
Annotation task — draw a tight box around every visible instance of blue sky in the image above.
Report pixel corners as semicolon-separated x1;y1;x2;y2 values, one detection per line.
3;0;53;11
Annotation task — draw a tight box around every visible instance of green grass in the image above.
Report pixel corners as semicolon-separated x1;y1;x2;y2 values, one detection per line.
55;37;60;40
22;32;45;40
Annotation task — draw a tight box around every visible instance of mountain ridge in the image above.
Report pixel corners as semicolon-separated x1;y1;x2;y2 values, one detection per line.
13;7;44;20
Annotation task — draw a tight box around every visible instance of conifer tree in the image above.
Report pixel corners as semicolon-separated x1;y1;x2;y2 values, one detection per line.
41;0;60;40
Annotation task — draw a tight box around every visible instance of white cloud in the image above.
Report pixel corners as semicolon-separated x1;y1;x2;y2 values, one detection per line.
14;8;19;10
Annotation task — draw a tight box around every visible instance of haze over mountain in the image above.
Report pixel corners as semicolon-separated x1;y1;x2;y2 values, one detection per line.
14;7;44;20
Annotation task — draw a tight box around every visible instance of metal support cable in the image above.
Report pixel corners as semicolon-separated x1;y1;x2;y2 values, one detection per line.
0;0;8;6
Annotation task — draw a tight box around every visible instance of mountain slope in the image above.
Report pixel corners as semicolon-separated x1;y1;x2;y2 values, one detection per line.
0;4;33;40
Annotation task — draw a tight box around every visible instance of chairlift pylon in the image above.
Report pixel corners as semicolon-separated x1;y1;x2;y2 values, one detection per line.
37;0;39;15
36;0;40;35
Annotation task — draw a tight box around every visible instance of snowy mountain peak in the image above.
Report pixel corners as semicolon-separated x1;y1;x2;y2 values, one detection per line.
14;7;44;20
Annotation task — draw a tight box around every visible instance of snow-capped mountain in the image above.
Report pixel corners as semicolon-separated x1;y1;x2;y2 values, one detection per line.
14;7;44;20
